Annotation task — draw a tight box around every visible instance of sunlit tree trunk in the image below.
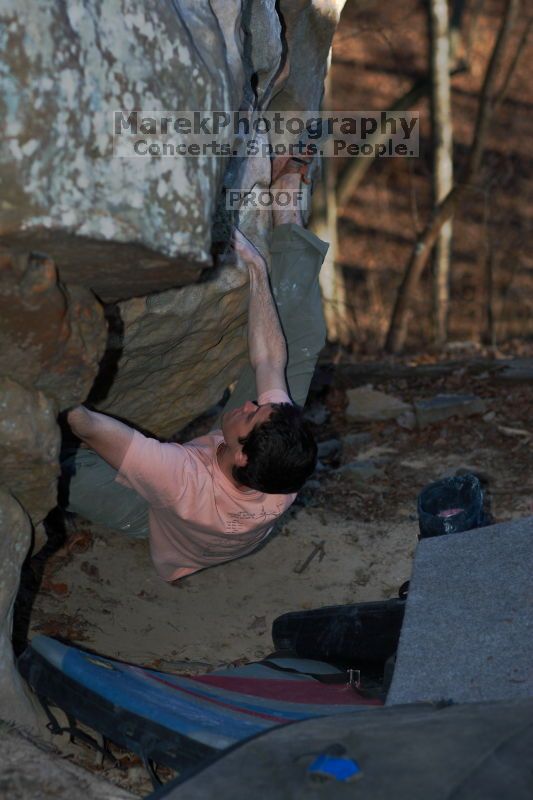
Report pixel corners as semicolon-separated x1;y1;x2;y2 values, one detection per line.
430;0;453;345
311;57;351;346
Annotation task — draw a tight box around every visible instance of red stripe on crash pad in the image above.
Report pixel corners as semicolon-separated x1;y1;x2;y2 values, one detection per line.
189;675;382;706
147;673;290;723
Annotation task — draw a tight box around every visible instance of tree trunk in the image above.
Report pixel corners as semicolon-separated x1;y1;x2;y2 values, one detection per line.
429;0;453;346
385;0;520;354
312;59;351;346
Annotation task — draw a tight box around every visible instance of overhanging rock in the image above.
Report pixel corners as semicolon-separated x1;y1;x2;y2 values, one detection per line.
0;0;247;299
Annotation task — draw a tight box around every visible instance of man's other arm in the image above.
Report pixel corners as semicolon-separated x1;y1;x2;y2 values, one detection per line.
67;406;134;470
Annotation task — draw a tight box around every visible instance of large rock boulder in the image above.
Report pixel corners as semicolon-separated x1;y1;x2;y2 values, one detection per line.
93;0;346;434
0;249;105;410
0;0;246;299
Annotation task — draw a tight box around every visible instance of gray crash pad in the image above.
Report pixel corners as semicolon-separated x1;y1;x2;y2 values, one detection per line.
387;516;533;706
150;698;533;800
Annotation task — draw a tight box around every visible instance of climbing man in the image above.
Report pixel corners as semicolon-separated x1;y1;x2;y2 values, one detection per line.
63;154;329;582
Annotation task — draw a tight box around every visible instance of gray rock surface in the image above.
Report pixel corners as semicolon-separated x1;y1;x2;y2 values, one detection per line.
0;0;240;297
91;0;345;435
303;404;330;425
396;410;417;430
317;438;341;459
96;261;251;435
158;700;533;800
334;459;386;488
342;432;374;448
0;490;45;732
271;0;344;113
387;516;533;705
346;386;411;422
494;358;533;382
0;379;60;523
0;723;134;799
414;394;487;428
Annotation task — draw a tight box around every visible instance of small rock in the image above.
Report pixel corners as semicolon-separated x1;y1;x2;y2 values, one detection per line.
414;394;487;428
496;358;533;382
317;438;341;459
303;404;330;425
341;432;373;448
483;411;496;422
380;424;396;438
396;411;416;430
302;479;321;491
345;386;411;422
42;580;69;597
334;459;385;487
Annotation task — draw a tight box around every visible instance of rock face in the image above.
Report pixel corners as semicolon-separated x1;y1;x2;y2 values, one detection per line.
0;249;105;411
0;490;45;732
0;0;237;298
96;262;251;435
89;0;345;435
1;724;135;799
0;249;106;522
0;0;345;750
0;379;59;524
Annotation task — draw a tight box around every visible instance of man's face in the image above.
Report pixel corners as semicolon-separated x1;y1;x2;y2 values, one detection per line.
222;400;274;452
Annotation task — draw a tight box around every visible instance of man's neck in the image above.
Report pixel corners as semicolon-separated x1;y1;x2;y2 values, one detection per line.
217;442;250;492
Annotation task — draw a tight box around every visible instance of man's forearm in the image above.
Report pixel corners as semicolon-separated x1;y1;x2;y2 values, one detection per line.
66;406;134;470
247;263;287;368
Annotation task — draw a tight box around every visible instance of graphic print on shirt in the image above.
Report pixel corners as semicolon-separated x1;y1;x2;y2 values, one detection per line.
225;503;286;532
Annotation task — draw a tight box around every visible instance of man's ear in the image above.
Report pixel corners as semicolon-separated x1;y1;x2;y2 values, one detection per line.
234;448;248;468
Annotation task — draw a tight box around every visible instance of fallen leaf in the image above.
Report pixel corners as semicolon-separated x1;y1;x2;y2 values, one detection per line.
41;580;69;597
67;529;94;554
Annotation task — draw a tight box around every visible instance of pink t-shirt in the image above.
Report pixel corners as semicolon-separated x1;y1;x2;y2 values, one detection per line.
116;390;297;582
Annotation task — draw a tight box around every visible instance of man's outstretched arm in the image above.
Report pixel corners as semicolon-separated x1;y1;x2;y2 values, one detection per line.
67;406;134;470
232;229;288;395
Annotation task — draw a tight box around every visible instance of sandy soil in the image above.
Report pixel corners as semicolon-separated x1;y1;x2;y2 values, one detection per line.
28;507;417;672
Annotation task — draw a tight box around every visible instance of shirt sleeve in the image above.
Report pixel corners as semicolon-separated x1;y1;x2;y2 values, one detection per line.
115;429;193;508
257;389;293;406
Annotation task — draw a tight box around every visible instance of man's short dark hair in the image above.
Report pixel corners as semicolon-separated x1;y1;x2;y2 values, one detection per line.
233;402;317;494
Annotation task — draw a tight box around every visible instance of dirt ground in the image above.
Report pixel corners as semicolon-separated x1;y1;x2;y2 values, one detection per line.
16;347;533;796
